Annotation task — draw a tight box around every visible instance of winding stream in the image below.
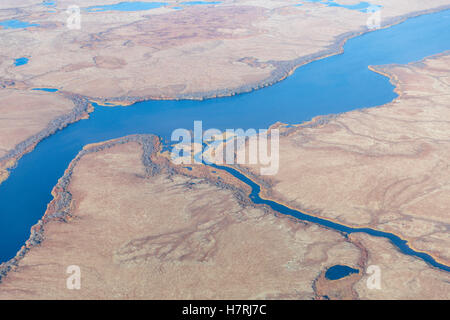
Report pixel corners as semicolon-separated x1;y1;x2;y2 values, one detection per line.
0;9;449;268
211;164;450;272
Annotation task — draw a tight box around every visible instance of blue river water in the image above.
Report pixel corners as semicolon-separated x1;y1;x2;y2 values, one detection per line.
181;1;221;5
42;0;56;7
299;0;381;12
86;1;221;12
31;88;59;92
0;20;39;29
86;1;168;12
211;164;450;272
14;57;29;67
325;265;359;280
0;10;449;267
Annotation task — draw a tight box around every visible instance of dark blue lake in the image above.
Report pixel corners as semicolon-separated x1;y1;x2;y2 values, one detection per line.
85;1;221;12
325;265;359;280
14;57;29;67
211;164;450;272
0;10;449;266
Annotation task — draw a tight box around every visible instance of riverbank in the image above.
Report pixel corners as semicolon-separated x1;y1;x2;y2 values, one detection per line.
84;4;450;104
1;4;449;190
0;4;449;299
0;135;363;299
0;134;160;282
0;93;92;186
1;7;450;264
234;52;450;270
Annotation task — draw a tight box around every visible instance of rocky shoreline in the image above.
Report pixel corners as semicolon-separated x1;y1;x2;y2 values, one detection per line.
0;94;92;179
1;5;448;187
0;133;262;282
0;134;161;282
90;5;450;105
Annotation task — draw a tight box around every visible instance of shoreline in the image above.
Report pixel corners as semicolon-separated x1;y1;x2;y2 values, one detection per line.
0;5;449;185
90;5;450;104
0;133;270;283
2;138;447;290
0;93;93;184
0;135;369;299
211;163;450;272
0;134;161;282
225;51;450;269
1;5;450;285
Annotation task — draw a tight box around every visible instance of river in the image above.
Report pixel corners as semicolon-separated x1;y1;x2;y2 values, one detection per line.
0;9;449;266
